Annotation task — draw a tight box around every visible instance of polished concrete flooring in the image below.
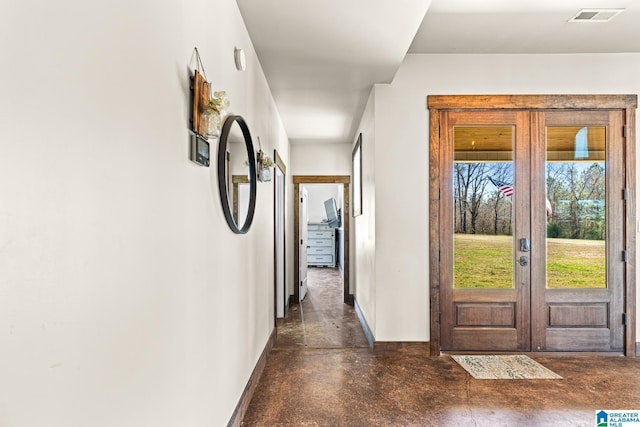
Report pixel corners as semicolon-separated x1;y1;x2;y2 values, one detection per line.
273;267;370;349
242;267;640;426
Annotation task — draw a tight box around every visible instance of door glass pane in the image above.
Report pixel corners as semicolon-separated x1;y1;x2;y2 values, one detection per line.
545;126;606;289
453;126;514;289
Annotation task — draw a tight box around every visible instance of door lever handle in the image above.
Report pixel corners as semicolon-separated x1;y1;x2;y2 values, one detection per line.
519;256;529;267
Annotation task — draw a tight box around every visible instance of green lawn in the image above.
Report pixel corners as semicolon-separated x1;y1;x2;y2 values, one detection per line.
454;234;606;289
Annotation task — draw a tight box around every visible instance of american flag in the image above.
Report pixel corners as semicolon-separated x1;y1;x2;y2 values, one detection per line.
487;175;553;215
488;176;514;198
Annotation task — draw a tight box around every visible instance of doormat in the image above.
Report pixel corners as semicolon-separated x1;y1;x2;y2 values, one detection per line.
451;355;562;379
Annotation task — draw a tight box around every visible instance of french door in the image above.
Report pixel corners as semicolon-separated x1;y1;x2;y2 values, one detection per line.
437;108;628;353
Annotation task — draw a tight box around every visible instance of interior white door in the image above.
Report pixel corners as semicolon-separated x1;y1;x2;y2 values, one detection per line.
299;188;309;301
275;165;286;318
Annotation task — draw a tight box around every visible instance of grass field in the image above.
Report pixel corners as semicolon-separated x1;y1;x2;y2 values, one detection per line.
454;234;606;289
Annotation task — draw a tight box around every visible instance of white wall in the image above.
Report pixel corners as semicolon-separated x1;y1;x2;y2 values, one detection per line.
353;90;377;336
290;142;352;176
0;0;289;425
373;82;429;341
303;184;341;223
358;53;640;342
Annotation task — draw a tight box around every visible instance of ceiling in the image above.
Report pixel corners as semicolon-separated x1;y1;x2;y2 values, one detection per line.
453;126;605;162
237;0;640;146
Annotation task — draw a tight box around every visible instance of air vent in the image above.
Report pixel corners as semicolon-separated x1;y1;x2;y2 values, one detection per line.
568;8;624;22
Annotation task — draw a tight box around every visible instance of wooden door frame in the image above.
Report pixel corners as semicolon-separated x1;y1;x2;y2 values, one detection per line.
293;175;353;305
273;150;287;320
428;94;637;357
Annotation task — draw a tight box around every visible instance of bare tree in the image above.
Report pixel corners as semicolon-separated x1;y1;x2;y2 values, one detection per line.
454;163;470;233
488;163;512;235
546;163;567;219
455;162;489;234
554;162;605;239
467;163;489;234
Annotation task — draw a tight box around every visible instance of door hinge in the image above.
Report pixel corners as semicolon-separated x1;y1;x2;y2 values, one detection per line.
300;197;303;203
623;125;629;138
622;312;627;325
438;188;441;200
623;188;629;200
622;250;628;262
301;239;303;245
438;250;441;262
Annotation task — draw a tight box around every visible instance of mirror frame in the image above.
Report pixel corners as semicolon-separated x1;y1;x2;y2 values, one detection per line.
217;115;257;234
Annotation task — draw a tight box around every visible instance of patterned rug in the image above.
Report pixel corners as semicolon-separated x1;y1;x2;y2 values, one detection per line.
452;355;562;379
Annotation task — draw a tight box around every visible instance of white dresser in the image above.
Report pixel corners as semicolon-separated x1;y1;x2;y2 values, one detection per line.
307;223;335;267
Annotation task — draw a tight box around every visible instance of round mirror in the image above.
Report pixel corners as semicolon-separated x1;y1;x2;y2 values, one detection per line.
217;115;257;234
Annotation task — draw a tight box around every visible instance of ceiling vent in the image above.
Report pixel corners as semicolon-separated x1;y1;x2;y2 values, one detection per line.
568;8;624;22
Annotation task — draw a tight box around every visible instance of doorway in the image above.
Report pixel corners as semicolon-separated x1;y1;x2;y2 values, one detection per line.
293;176;353;305
428;95;637;356
274;150;287;318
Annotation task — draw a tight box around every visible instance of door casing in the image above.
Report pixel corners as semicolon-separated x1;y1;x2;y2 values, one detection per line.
274;150;287;318
428;95;637;356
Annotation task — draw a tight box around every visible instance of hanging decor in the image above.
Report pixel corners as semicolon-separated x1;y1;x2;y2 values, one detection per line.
203;90;229;139
190;47;228;139
255;136;274;182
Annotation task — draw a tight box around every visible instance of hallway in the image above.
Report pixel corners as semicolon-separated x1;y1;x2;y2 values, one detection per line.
274;267;369;349
242;268;640;426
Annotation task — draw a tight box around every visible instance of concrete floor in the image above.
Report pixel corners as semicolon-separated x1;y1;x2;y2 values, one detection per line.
242;267;640;426
273;267;369;350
